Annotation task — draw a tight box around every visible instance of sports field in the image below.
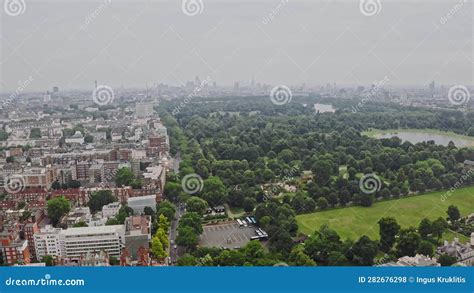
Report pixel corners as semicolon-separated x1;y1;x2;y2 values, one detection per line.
296;186;474;240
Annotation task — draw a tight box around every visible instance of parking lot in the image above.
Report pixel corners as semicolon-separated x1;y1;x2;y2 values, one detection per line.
199;221;256;249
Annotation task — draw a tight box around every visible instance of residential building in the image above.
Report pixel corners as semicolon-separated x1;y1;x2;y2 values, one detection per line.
124;215;151;261
0;220;30;265
436;238;474;266
378;254;440;267
65;131;84;144
102;202;121;219
127;194;156;215
34;225;125;261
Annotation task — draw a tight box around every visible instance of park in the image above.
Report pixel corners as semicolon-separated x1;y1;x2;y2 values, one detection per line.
296;186;474;241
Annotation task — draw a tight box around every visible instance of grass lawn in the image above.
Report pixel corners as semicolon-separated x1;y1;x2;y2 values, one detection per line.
296;186;474;241
225;204;245;219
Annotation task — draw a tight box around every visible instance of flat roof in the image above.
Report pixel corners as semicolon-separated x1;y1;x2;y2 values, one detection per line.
61;225;124;236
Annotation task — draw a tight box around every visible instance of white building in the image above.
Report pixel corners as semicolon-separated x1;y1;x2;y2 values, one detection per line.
102;202;121;219
65;131;84;144
34;225;125;261
111;132;122;142
61;225;125;259
127;194;156;215
33;226;63;259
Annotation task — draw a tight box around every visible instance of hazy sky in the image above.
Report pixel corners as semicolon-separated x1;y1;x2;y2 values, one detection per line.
0;0;472;92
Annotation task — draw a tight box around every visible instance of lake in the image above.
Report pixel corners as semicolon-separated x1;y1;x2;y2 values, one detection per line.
314;103;335;113
374;131;474;148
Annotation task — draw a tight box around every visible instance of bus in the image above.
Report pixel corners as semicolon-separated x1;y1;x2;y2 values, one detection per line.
246;217;252;225
237;219;243;227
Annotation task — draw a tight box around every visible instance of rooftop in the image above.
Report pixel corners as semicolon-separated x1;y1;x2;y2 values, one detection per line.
61;225;124;236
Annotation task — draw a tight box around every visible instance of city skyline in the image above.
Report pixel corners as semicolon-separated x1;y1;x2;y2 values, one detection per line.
1;0;472;92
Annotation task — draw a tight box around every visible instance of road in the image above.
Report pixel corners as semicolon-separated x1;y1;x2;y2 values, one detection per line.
168;202;185;265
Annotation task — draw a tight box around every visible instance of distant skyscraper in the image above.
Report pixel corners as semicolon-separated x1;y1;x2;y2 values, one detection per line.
195;76;201;86
53;86;59;93
429;81;435;92
234;81;240;91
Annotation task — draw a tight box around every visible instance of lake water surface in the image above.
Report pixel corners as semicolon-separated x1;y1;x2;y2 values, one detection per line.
376;131;474;148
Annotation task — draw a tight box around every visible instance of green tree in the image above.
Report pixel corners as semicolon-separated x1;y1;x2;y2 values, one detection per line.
176;226;198;251
41;255;54;266
304;225;342;265
20;210;31;221
177;254;197;266
201;176;228;206
164;182;181;202
156;200;176;221
288;245;316;266
447;205;461;222
396;228;421;257
87;190;116;213
151;228;169;261
431;217;447;241
317;197;328;210
115;167;135;187
418;240;434;257
68;180;81;188
29;128;41;138
186;196;208;215
115;205;134;224
47;196;70;226
437;254;457;266
352;235;378;266
179;212;203;234
51;181;61;190
243;197;256;213
378;217;400;252
84;134;94;143
157;214;170;233
0;130;9;141
418;218;432;239
311;160;333;185
72;221;88;228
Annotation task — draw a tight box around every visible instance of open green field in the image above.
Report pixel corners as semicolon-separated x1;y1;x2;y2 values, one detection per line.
296;186;474;241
